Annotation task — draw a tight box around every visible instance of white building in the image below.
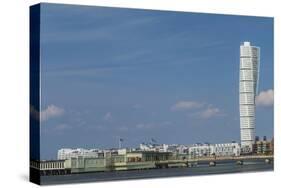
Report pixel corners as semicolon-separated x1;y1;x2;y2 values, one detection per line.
188;143;240;158
213;143;240;157
188;144;214;158
239;41;260;151
57;148;99;160
169;144;189;154
139;143;168;152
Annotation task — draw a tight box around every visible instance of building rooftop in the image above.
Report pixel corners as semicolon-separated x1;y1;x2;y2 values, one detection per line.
243;41;251;46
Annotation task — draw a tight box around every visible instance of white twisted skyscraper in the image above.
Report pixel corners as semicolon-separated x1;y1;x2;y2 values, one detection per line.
239;41;260;152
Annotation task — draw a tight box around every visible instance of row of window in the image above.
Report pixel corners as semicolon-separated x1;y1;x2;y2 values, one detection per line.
240;99;254;105
240;117;255;129
240;123;255;129
85;159;105;165
240;99;255;106
240;93;255;104
58;153;98;160
241;130;255;140
240;70;255;80
240;105;255;116
239;82;256;92
40;162;64;169
215;148;235;152
240;65;258;71
240;58;258;69
240;47;259;57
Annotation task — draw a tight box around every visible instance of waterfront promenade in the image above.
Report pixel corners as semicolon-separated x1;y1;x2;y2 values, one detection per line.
31;154;273;176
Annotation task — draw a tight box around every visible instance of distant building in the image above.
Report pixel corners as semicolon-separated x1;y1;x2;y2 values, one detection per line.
57;148;99;160
139;143;168;152
173;144;189;154
117;148;127;155
269;138;274;154
188;143;240;158
213;143;240;157
188;143;213;158
139;143;189;155
239;41;260;152
252;137;273;155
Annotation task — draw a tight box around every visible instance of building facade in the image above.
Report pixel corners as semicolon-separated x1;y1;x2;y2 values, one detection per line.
63;151;173;173
139;143;168;152
188;143;240;158
213;143;240;157
57;148;99;160
239;41;260;152
188;144;214;158
252;137;273;155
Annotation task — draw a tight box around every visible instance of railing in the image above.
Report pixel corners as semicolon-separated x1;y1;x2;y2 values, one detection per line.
157;155;273;164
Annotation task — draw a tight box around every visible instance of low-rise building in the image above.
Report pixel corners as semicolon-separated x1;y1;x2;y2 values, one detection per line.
139;143;168;152
213;143;240;157
57;148;99;160
252;137;273;155
63;150;173;173
188;142;240;158
31;160;70;176
188;143;214;158
127;151;172;162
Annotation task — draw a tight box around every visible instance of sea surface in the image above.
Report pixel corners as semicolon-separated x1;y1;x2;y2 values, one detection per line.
41;160;273;185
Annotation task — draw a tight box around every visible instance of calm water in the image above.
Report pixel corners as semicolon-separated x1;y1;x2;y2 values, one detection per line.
41;160;273;185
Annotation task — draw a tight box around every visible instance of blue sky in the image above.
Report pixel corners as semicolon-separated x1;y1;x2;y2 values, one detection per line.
39;3;273;159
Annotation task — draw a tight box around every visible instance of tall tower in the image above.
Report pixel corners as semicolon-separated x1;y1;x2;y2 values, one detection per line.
239;41;260;152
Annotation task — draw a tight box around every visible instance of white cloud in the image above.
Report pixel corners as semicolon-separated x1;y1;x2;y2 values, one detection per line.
171;101;203;111
171;100;224;119
103;112;112;121
256;89;274;107
198;106;222;119
41;105;64;121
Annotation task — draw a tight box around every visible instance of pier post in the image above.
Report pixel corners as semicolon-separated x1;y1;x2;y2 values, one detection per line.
236;160;243;165
209;161;216;166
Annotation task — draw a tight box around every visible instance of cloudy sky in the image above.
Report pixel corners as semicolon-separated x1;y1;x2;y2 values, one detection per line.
39;3;273;159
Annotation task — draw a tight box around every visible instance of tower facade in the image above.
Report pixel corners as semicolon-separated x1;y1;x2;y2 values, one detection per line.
239;41;260;151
